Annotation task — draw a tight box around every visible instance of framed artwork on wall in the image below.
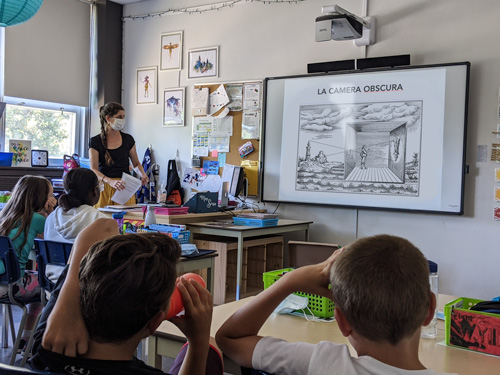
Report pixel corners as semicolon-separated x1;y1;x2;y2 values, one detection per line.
137;66;157;104
163;87;185;127
160;31;183;70
188;46;219;79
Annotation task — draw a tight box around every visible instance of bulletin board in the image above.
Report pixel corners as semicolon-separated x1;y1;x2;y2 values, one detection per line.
192;80;262;196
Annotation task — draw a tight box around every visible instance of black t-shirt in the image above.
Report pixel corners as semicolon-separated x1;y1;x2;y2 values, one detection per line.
89;132;135;178
30;266;168;375
36;347;166;375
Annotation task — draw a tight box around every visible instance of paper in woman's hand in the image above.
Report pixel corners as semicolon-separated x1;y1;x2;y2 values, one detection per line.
111;173;142;205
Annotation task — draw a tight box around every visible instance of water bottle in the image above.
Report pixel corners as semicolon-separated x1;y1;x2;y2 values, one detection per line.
144;204;157;227
112;211;125;234
421;260;438;339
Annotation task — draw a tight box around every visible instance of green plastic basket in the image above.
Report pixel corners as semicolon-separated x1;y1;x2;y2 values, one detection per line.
263;268;335;318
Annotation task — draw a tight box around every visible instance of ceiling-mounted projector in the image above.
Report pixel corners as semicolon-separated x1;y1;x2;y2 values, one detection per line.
315;5;374;44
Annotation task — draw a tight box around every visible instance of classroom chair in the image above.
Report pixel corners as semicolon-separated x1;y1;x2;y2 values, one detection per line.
20;240;73;367
33;239;72;306
0;236;42;365
287;240;340;268
0;362;62;374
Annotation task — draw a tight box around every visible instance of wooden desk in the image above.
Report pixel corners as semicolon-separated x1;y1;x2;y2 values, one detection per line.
148;295;500;375
103;209;266;225
187;220;312;300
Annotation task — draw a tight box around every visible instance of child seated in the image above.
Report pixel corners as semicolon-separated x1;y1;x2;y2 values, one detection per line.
216;234;455;375
31;218;222;375
44;168;106;243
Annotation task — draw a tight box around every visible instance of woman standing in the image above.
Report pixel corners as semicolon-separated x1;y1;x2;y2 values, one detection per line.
89;102;148;208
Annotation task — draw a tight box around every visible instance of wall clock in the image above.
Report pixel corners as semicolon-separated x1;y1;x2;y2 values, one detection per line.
31;150;49;167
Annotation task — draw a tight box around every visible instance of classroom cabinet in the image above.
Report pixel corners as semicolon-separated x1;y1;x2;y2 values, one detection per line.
193;235;284;304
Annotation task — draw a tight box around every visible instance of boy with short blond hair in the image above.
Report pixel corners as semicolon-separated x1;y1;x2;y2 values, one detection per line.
216;234;455;375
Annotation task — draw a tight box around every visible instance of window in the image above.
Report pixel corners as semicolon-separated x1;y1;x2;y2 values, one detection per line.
2;97;87;166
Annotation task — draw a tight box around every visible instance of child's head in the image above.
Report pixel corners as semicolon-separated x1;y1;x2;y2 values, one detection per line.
330;234;430;345
79;233;181;343
0;175;52;242
58;168;100;211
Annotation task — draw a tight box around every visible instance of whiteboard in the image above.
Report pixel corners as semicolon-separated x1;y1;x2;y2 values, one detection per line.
261;62;470;214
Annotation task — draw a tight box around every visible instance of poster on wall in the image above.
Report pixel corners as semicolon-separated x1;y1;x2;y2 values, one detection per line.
9;139;31;167
160;31;183;71
188;46;219;79
163;87;185;126
137;66;157;104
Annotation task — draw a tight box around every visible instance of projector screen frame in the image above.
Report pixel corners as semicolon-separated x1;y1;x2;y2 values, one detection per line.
260;62;470;215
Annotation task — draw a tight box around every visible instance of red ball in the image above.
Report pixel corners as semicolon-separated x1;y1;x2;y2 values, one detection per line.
165;273;206;319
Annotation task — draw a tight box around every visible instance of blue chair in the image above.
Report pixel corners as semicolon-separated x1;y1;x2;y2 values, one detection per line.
33;239;72;306
0;236;41;365
20;240;73;366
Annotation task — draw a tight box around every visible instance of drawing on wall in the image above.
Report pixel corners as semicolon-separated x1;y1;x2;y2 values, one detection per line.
188;46;219;79
295;101;422;197
160;31;182;70
163;87;185;127
137;66;157;104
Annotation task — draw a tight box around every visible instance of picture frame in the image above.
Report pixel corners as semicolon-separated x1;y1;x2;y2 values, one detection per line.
163;87;185;127
160;31;183;71
137;66;157;104
188;46;219;79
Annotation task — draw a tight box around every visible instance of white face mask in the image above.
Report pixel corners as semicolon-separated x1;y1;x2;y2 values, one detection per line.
110;118;125;131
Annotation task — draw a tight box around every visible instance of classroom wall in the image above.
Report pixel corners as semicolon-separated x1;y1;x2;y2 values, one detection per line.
119;0;500;299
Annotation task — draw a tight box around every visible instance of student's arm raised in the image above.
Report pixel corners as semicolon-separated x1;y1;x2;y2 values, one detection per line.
215;248;344;368
41;218;119;357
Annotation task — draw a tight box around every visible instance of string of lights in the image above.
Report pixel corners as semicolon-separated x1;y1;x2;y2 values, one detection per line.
122;0;305;21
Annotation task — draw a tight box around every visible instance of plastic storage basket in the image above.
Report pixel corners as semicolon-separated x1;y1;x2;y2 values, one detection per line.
445;297;500;357
263;268;335;318
233;217;279;227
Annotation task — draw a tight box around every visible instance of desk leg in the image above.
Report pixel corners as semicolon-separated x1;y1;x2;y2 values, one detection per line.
147;335;162;369
305;227;310;241
207;256;215;295
236;235;243;301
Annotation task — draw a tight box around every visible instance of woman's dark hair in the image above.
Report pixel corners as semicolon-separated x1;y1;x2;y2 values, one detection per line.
59;168;99;211
99;102;124;166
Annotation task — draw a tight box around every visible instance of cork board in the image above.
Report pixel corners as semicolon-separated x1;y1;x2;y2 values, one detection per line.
192;81;262;196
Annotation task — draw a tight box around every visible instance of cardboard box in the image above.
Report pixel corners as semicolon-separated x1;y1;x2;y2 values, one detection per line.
183;192;218;213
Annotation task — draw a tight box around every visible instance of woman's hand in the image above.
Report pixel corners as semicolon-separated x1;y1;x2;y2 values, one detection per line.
140;174;149;186
108;179;126;191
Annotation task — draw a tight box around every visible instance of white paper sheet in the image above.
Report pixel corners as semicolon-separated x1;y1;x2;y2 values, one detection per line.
209;84;230;115
111;173;142;205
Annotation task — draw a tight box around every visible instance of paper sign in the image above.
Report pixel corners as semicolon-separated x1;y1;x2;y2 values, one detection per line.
495;187;500;202
495;207;500;221
198;174;222;193
182;168;202;189
111;173;142;205
203;160;219;175
209;85;230;115
9;139;31;167
192;87;209;116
